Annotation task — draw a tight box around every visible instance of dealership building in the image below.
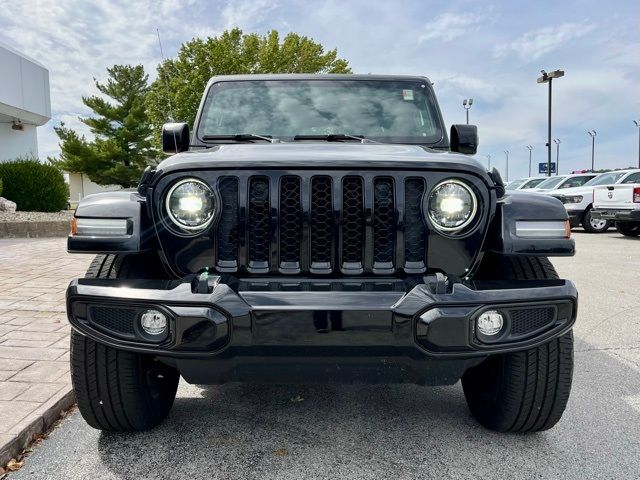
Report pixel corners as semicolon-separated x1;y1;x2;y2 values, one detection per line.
0;42;51;162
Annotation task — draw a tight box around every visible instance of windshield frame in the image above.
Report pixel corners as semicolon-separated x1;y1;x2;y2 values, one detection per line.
192;76;448;148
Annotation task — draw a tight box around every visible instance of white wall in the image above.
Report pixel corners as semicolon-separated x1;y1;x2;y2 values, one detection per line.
68;172;122;204
0;42;51;125
0;42;50;164
0;122;38;162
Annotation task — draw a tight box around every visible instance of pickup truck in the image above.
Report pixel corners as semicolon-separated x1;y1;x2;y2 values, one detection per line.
549;169;640;233
592;183;640;236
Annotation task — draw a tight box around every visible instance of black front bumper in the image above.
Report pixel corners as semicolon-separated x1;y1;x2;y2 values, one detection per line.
566;209;584;227
66;276;577;385
592;208;640;222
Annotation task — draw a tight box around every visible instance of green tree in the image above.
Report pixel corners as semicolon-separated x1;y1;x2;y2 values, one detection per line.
146;29;351;139
52;65;158;187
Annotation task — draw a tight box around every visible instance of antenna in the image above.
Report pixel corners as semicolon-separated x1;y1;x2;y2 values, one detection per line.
156;28;178;153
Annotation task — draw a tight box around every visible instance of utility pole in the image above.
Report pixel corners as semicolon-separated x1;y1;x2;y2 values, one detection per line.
504;150;510;181
588;130;597;171
553;138;561;175
634;121;640;168
463;98;473;125
486;154;491;170
526;145;533;177
537;69;564;177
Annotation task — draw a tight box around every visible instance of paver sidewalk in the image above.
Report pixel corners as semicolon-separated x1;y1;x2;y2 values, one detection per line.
0;238;91;466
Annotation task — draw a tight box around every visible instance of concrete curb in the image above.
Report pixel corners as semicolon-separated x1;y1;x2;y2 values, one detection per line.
0;389;74;467
0;221;70;238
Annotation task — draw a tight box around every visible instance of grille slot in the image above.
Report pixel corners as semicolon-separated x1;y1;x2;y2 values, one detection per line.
510;307;556;336
89;306;136;337
217;177;239;269
310;176;334;271
279;176;302;271
248;176;271;272
341;176;365;273
213;173;438;275
404;178;426;273
373;177;395;268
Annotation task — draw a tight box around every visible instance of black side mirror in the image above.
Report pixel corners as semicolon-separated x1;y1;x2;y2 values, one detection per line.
450;124;478;155
162;122;190;154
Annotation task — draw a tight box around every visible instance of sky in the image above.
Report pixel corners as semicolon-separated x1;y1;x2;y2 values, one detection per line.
0;0;638;180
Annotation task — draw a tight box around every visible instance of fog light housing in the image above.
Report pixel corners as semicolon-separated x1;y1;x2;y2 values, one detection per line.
140;310;167;336
477;310;504;336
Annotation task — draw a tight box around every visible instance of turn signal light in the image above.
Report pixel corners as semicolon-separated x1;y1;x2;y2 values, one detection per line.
633;187;640;203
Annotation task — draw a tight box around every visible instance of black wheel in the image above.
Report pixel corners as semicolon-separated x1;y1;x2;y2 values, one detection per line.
615;221;640;237
581;208;609;233
70;254;179;431
462;255;574;432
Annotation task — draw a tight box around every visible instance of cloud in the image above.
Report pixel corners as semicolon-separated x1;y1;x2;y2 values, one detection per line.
418;12;487;44
494;22;595;60
221;0;279;31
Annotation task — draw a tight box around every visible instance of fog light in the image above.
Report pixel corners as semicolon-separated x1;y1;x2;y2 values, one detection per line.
140;310;167;336
477;310;504;336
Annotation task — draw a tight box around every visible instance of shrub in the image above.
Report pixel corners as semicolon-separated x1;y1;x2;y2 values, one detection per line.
0;176;3;197
0;158;69;212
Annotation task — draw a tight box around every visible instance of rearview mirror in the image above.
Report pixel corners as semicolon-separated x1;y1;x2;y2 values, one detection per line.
450;124;478;155
162;122;190;154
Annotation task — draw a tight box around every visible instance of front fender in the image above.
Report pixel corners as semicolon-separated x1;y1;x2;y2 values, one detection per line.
485;192;575;256
67;191;155;253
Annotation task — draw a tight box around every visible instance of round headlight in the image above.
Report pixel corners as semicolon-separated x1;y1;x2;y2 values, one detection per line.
428;179;477;232
165;179;216;231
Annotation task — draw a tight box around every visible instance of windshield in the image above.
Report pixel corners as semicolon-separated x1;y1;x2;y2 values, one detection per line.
536;176;566;190
197;79;443;144
521;178;546;189
585;172;627;186
557;175;594;188
506;179;527;190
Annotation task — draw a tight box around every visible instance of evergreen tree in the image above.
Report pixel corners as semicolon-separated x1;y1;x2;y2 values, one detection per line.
52;65;158;187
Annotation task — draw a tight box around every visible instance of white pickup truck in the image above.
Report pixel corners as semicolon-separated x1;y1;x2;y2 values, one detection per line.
592;183;640;236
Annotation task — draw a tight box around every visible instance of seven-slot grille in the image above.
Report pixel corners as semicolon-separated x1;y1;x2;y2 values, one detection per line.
214;173;428;275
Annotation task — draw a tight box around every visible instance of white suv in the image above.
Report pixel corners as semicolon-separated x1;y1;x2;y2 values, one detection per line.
528;173;597;193
547;170;640;232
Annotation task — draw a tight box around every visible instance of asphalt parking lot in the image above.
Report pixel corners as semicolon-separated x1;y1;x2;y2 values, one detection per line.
9;231;640;480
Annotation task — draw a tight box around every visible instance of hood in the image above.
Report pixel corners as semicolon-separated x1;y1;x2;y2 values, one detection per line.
155;143;489;177
544;185;596;196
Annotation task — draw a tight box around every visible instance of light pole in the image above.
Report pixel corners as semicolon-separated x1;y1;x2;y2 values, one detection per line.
463;98;473;125
553;138;561;175
588;130;597;171
504;150;510;181
537;69;565;177
486;154;491;170
526;145;533;177
634;120;640;168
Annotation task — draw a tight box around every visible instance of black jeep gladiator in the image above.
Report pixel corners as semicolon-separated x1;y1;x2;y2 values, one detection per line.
67;74;577;433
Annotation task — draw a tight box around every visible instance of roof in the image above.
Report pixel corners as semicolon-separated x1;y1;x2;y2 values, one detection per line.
204;73;433;89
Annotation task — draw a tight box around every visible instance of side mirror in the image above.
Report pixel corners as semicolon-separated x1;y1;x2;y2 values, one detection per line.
450;124;478;155
162;122;190;154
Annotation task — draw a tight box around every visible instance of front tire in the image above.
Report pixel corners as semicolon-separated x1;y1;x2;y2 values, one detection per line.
581;208;609;233
615;221;640;237
463;255;574;432
70;254;179;431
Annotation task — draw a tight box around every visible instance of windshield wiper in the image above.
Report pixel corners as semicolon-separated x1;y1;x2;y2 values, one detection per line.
293;134;381;144
202;133;282;143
